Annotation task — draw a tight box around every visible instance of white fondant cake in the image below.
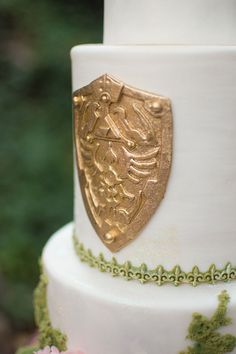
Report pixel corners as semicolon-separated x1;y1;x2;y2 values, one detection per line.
39;0;236;353
72;44;236;271
104;0;236;45
44;223;236;354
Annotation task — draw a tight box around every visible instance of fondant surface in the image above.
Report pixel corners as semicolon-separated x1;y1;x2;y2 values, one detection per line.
104;0;236;45
71;44;236;271
35;2;236;353
43;224;236;354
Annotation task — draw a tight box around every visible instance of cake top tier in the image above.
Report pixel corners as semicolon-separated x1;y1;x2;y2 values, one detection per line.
104;0;236;45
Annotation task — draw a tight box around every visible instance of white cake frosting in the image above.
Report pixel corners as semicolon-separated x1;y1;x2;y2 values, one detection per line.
39;0;236;353
71;1;236;271
104;0;236;45
43;224;236;354
72;44;236;271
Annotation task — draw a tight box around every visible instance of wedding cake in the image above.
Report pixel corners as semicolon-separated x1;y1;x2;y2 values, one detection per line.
34;1;236;353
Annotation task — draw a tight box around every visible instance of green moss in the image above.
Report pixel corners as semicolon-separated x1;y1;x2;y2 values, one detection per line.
15;346;38;354
180;291;236;354
34;263;67;351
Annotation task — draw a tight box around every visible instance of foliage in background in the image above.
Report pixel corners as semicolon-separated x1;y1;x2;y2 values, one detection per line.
0;0;103;334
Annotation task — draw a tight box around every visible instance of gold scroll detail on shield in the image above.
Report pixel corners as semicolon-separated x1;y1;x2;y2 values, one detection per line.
73;74;173;252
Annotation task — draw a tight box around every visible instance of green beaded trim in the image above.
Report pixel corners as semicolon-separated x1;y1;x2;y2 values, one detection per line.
34;262;67;350
73;234;236;287
180;291;236;353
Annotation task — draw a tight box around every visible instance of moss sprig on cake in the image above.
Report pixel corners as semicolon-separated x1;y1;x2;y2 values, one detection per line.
180;291;236;354
34;262;67;351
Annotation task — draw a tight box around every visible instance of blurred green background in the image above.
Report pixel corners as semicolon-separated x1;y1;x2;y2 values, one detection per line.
0;0;103;352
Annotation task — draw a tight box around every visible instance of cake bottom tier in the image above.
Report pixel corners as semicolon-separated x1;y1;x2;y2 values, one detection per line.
42;223;236;354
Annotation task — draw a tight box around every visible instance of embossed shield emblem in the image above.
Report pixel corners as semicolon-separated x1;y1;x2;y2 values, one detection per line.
73;74;173;252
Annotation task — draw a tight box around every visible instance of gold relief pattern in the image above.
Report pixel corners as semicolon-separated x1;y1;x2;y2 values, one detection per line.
73;74;173;252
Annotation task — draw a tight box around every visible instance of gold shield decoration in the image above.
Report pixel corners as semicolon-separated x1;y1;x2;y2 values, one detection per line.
73;74;173;252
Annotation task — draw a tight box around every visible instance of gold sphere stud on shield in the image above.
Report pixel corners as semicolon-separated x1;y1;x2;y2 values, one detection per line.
100;92;110;103
104;228;118;244
73;95;83;109
150;101;162;114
